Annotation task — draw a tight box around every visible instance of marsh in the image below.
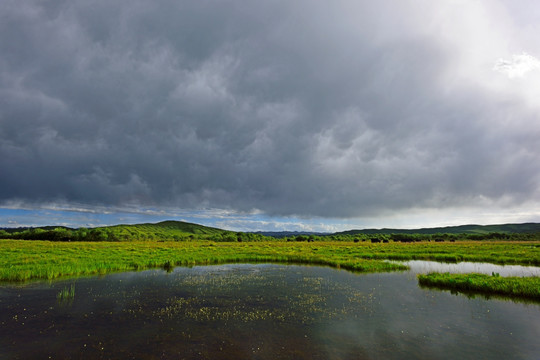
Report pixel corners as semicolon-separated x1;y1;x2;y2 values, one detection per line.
1;264;539;359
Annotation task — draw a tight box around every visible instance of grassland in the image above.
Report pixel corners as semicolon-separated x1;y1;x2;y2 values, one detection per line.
418;273;540;301
1;240;540;283
0;240;405;282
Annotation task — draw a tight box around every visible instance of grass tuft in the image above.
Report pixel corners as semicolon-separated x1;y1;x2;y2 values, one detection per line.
56;284;76;302
418;273;540;300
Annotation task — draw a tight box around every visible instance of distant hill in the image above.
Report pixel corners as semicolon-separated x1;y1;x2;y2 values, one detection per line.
0;226;74;234
2;221;540;242
334;223;540;236
252;231;329;239
0;220;247;242
83;220;241;241
108;220;229;236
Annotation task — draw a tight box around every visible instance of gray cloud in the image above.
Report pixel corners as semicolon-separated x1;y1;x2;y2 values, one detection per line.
1;0;540;219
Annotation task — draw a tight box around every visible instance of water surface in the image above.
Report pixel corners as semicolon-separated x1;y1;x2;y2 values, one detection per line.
1;264;539;359
393;260;540;277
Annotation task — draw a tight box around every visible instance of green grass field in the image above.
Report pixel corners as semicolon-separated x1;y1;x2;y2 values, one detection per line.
2;239;540;283
0;240;404;281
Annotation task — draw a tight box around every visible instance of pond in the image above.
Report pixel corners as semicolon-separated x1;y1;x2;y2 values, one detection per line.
1;264;539;359
392;260;540;277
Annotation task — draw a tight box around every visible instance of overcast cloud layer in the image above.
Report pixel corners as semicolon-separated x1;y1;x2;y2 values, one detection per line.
1;0;540;228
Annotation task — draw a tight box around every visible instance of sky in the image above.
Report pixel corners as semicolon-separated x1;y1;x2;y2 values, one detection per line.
1;0;540;232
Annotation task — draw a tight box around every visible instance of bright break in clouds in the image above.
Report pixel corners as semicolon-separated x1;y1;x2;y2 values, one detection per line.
494;52;540;78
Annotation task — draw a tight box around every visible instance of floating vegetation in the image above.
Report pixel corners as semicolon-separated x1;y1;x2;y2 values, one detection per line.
144;267;368;324
154;297;289;322
56;284;75;303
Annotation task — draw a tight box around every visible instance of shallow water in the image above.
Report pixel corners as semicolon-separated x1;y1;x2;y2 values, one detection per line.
394;260;540;277
1;264;539;359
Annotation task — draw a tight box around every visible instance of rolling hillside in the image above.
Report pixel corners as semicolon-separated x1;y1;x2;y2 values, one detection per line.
2;221;540;242
107;220;230;238
1;220;249;242
335;223;540;236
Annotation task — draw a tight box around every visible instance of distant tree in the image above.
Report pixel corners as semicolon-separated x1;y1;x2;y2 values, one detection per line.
87;229;108;241
74;228;88;241
51;228;73;241
222;233;236;242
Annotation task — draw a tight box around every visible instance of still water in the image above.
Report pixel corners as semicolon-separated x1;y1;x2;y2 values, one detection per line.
1;264;539;359
393;260;540;277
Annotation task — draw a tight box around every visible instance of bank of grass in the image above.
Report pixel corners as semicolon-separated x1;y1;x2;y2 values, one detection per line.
1;239;539;283
418;273;540;301
346;240;540;265
0;240;406;282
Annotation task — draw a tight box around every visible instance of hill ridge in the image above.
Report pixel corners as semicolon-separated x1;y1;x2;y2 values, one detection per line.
335;222;540;235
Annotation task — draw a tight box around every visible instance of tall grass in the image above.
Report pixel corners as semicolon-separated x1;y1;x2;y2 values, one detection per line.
56;284;75;302
0;240;408;282
418;273;540;300
1;239;539;283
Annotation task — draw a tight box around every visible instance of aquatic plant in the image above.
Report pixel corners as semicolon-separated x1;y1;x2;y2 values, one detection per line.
418;273;540;300
57;284;75;302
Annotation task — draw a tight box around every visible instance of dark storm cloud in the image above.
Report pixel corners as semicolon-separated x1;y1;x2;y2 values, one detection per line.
1;0;539;218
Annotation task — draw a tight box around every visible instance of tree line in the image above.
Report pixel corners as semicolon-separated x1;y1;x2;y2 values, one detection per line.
1;227;539;242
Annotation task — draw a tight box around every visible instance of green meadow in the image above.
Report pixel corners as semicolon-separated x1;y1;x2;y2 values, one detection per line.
2;239;539;282
0;240;407;282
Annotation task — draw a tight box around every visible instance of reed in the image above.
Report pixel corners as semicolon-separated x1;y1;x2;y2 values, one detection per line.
56;284;76;301
418;273;540;300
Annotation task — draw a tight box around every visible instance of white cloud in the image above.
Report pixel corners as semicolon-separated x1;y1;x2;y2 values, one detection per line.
493;52;540;78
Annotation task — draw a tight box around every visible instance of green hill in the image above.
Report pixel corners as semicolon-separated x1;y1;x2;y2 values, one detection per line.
105;220;232;240
335;223;540;236
2;221;540;242
1;220;262;242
